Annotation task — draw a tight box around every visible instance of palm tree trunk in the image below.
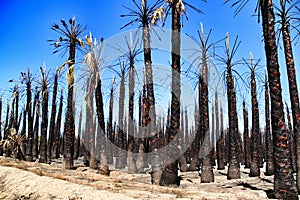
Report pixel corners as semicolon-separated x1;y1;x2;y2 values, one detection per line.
243;100;251;169
47;71;58;161
95;78;109;176
250;67;260;177
54;90;63;159
260;0;297;198
33;90;40;159
39;73;48;164
25;70;34;162
0;98;2;156
128;53;137;173
280;5;300;192
226;63;240;179
264;75;274;175
107;84;114;164
63;36;76;170
115;68;126;169
160;2;181;186
285;102;296;172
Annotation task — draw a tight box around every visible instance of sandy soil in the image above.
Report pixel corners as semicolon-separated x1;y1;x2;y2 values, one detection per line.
0;156;285;200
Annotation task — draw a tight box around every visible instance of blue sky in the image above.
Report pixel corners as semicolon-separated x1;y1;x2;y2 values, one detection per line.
0;0;299;128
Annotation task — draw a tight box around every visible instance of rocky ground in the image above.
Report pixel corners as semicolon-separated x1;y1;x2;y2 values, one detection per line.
0;156;287;200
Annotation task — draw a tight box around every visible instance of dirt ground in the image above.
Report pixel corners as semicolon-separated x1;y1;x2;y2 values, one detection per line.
0;156;287;200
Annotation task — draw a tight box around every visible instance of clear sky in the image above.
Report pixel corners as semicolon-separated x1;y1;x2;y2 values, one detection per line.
0;0;299;129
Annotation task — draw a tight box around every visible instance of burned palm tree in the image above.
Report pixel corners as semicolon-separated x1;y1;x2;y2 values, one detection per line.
285;101;296;172
247;52;261;177
20;70;34;161
33;88;40;159
121;0;165;181
264;73;274;176
53;89;63;159
47;69;60;161
39;67;49;163
48;17;86;169
84;35;109;175
242;99;251;169
275;0;300;192
226;0;298;197
218;33;240;179
107;77;115;164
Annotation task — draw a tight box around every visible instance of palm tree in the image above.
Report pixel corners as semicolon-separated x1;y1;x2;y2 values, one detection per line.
220;33;240;179
285;101;296;172
121;0;164;182
20;70;34;161
33;88;40;159
54;89;63;159
275;0;300;192
84;35;109;175
242;99;251;169
225;0;298;197
264;73;274;176
48;17;86;169
47;69;59;161
39;67;49;163
247;53;260;177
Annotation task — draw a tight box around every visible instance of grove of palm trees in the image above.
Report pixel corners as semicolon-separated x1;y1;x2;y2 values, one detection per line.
0;0;300;199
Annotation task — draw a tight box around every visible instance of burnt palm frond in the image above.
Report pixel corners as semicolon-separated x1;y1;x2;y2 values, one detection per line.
120;0;165;29
48;16;87;57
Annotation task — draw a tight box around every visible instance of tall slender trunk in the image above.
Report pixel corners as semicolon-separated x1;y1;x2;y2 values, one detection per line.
63;33;76;169
95;78;109;176
20;109;27;157
225;34;240;180
48;72;58;162
33;90;40;159
260;0;297;198
86;83;96;169
217;95;225;170
265;75;274;175
15;86;19;133
115;68;126;169
54;90;63;159
107;84;114;164
243;100;251;169
285;102;296;172
128;48;137;173
25;70;34;162
160;1;181;186
250;64;260;177
39;73;48;163
280;3;300;192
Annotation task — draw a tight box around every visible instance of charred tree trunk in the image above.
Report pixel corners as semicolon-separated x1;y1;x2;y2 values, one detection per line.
260;0;297;198
250;61;260;177
285;102;296;173
264;75;274;175
280;1;300;192
95;78;109;176
39;70;48;164
243;100;251;169
107;83;114;164
160;2;181;186
47;71;58;162
54;90;63;159
25;70;34;162
115;68;126;169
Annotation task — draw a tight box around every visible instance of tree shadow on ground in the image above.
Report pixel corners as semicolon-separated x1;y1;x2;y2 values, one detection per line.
236;182;275;199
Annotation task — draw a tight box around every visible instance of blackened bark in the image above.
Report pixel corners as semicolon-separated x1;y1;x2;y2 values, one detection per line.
107;85;114;164
243;101;251;169
216;94;225;170
265;75;274;175
260;0;297;198
47;72;58;162
95;78;109;176
285;102;296;173
25;70;34;162
280;3;300;192
115;69;126;169
160;2;181;186
54;90;63;159
33;90;40;159
39;73;48;164
128;52;137;173
250;66;260;177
